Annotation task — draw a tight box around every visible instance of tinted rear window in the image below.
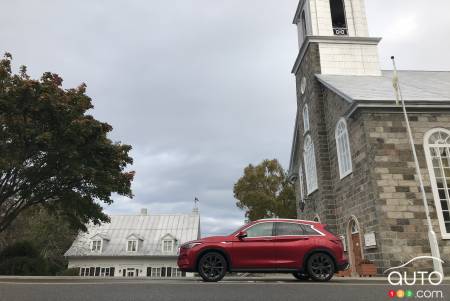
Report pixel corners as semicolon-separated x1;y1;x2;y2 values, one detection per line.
276;222;304;236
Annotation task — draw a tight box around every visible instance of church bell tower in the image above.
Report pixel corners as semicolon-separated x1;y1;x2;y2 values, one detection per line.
292;0;381;76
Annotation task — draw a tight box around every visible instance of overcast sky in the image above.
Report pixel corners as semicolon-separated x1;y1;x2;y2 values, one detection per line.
2;0;450;236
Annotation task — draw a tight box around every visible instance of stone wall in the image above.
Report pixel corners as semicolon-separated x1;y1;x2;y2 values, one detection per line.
363;110;450;274
300;82;450;274
293;43;337;232
321;90;385;269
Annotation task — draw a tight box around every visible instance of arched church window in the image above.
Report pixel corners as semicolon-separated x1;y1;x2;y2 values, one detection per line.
303;135;318;194
303;104;310;133
313;215;321;223
424;128;450;239
335;118;352;178
329;0;348;35
298;165;305;201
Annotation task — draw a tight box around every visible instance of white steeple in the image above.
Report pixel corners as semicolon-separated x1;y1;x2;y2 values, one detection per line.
292;0;381;76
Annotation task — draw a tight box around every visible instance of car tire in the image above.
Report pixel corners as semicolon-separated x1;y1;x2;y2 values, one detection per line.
306;253;335;282
198;252;227;282
292;272;310;281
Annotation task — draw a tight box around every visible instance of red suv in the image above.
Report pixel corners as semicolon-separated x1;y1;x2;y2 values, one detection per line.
177;219;349;282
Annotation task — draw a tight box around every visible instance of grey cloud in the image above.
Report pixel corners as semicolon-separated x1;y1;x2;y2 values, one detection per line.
1;0;449;237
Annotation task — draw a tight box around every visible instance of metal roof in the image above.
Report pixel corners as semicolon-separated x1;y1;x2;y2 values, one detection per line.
65;212;200;257
316;70;450;103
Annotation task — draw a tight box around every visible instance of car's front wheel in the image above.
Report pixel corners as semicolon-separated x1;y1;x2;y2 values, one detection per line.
306;253;335;282
198;252;227;282
292;272;310;281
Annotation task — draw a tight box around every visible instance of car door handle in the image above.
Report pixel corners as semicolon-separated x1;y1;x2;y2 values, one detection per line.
298;237;310;240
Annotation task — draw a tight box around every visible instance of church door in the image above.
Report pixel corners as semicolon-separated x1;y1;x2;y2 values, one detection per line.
348;219;363;276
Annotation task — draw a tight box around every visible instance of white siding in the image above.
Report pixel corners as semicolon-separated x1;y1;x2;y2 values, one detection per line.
319;43;381;76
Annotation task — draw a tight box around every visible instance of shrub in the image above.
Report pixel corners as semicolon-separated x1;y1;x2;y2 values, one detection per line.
58;267;80;276
0;241;49;275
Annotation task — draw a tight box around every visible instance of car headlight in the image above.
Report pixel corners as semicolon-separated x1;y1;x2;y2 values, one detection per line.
182;242;201;249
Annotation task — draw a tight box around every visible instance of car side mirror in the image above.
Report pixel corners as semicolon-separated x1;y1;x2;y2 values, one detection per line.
237;231;247;239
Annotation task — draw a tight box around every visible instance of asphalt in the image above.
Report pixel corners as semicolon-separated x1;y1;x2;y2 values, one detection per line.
0;277;449;301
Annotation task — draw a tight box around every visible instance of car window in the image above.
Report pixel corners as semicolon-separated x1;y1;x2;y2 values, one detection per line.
276;222;304;236
245;222;274;237
301;224;321;236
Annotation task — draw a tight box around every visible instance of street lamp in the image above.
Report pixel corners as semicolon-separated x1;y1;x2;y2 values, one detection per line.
391;56;443;274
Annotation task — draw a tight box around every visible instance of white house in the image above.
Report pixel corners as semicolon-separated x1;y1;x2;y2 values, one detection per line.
64;209;200;278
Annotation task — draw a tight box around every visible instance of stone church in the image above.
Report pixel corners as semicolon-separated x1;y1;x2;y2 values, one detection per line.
287;0;450;275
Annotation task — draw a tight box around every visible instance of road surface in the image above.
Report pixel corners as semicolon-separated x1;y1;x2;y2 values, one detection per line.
0;277;449;301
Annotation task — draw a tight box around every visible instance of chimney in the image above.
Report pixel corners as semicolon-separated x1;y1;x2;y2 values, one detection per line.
140;208;148;215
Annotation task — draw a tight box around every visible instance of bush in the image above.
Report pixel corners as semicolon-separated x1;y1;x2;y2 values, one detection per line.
58;267;80;276
0;241;49;275
0;256;49;275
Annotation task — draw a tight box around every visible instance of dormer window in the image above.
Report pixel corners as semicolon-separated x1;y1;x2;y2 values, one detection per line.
163;240;174;253
90;233;109;253
127;240;138;252
329;0;348;35
160;233;178;253
91;240;102;252
125;233;143;252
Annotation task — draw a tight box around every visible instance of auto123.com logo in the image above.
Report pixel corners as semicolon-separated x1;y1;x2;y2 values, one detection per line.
384;256;445;299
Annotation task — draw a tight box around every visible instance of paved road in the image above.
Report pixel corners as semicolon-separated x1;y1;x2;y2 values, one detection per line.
0;278;449;301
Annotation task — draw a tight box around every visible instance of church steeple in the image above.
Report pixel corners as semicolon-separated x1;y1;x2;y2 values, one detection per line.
292;0;381;76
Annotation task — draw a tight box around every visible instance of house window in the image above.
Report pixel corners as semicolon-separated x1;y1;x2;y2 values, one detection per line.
91;240;102;252
151;267;161;277
424;128;450;239
335;118;352;179
299;165;305;201
303;135;318;194
163;240;174;253
303;104;310;133
329;0;348;35
127;240;137;252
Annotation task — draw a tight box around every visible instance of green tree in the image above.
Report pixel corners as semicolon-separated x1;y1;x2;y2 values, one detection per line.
233;159;296;221
0;53;134;232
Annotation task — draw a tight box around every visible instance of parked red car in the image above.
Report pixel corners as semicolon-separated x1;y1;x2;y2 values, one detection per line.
177;218;349;282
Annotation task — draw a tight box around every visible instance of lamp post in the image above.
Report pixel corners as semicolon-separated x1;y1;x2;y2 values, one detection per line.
391;56;443;274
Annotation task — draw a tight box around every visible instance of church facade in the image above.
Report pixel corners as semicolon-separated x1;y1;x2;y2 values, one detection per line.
288;0;450;275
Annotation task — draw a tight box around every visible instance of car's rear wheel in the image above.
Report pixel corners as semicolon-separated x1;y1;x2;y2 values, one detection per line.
306;253;335;282
198;252;227;282
292;272;309;281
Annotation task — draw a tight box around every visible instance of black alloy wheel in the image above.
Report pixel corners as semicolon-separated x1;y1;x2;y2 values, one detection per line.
198;252;227;282
292;272;310;281
307;253;335;282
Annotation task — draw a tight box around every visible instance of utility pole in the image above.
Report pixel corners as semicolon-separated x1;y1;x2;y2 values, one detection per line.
391;56;443;274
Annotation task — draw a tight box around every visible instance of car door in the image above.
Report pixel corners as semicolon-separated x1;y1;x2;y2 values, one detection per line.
274;222;317;269
230;222;278;269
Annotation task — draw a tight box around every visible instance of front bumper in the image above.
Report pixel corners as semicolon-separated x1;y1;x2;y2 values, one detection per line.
177;249;196;272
